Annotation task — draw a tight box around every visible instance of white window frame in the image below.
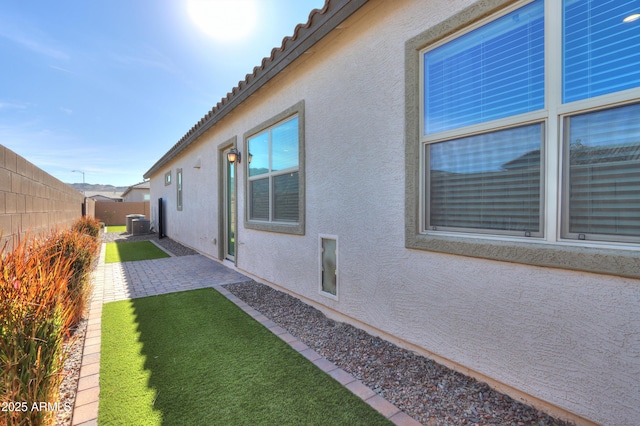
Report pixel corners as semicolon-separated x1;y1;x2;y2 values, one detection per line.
247;115;299;223
243;101;305;236
418;0;640;250
176;168;183;211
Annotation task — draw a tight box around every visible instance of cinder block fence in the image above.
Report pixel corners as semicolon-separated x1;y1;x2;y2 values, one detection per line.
0;144;86;250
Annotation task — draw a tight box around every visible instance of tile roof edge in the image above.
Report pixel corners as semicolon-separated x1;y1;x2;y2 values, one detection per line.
144;0;368;179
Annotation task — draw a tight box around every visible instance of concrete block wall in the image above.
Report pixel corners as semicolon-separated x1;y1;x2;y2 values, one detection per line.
0;144;84;251
85;197;96;218
95;201;150;226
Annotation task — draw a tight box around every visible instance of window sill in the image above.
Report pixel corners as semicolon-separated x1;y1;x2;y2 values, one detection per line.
406;232;640;279
245;220;304;236
319;290;339;301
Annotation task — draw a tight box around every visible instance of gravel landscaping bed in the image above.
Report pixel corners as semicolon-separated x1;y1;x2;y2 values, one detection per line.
101;231;198;256
56;320;87;426
224;281;574;426
58;230;573;425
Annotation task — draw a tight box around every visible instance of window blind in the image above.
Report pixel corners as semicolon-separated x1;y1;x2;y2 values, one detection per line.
424;0;544;135
566;103;640;239
428;124;543;234
249;178;269;221
563;0;640;103
273;172;299;222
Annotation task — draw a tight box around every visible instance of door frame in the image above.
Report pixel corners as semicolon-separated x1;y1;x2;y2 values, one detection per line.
218;137;238;263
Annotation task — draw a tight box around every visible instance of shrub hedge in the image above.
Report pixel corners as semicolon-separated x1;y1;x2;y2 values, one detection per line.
0;217;100;426
71;216;101;240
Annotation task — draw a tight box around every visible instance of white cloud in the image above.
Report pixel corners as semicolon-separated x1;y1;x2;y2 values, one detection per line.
0;101;29;110
0;15;69;60
0;123;146;186
49;65;76;74
111;45;176;74
0;31;68;60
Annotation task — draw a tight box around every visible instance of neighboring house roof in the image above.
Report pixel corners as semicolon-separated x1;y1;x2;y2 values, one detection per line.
121;181;150;198
86;192;123;201
143;0;367;179
569;142;640;164
501;150;541;170
501;143;640;170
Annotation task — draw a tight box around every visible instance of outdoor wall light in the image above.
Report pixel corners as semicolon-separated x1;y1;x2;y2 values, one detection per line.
227;148;240;164
623;13;640;23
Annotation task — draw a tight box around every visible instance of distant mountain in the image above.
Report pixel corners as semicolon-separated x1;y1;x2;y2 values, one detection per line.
67;183;128;193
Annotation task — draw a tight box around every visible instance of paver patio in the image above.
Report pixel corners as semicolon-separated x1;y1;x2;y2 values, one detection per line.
71;242;420;426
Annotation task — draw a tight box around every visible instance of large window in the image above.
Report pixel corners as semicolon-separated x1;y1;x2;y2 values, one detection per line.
245;101;305;235
248;116;298;222
418;0;640;245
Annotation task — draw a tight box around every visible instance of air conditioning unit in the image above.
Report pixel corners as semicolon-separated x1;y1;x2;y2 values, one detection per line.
126;214;146;233
131;218;151;235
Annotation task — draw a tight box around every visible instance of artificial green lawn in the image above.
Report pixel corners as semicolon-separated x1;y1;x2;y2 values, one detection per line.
104;241;170;263
106;225;126;233
99;288;391;426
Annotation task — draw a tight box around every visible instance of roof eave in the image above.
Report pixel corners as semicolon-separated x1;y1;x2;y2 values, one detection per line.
143;0;367;179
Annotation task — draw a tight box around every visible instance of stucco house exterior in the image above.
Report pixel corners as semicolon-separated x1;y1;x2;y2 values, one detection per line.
121;181;150;202
144;1;640;424
85;192;122;202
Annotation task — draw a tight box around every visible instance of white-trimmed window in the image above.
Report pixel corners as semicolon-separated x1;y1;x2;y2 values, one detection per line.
420;0;640;245
176;168;183;211
248;115;299;222
244;101;305;235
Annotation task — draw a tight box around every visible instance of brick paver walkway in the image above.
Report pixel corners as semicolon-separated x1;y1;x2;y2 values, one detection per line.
71;243;420;426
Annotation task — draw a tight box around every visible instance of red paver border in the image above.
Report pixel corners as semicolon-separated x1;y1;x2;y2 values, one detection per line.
71;245;106;426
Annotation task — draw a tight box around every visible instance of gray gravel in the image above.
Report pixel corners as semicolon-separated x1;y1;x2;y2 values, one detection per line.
101;230;198;256
56;320;87;426
224;281;574;426
68;230;574;425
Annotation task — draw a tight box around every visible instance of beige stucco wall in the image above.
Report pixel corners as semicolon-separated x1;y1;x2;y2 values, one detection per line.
147;1;640;424
84;197;96;218
122;188;150;203
0;144;85;250
149;138;223;253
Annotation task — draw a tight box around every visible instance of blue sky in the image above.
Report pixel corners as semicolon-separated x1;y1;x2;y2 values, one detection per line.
0;0;325;187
